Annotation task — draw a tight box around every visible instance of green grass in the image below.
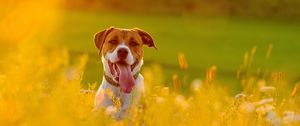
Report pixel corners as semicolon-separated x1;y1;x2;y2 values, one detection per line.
48;10;300;91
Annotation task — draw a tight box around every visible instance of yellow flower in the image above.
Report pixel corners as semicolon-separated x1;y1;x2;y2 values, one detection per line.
178;52;188;69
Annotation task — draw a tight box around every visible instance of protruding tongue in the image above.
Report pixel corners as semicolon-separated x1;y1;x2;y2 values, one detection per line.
116;63;135;93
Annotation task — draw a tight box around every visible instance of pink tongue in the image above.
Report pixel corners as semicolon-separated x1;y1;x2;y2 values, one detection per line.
116;63;135;93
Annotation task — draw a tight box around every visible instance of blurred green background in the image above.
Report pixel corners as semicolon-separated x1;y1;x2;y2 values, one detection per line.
3;0;300;92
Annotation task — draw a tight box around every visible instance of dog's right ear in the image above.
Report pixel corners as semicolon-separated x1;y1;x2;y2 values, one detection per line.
133;28;157;49
94;27;114;55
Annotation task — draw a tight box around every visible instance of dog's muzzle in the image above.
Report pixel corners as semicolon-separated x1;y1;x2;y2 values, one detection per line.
107;60;139;93
117;48;128;60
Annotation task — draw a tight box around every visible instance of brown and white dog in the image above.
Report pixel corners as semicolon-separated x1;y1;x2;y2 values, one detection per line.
94;27;156;119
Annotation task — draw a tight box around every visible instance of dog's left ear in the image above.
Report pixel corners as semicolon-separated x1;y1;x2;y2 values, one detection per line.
94;27;114;54
134;28;157;49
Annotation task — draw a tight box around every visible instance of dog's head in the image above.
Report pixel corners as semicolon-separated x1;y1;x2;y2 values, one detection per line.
94;27;156;93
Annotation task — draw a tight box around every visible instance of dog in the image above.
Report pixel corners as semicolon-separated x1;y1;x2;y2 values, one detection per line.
94;27;156;119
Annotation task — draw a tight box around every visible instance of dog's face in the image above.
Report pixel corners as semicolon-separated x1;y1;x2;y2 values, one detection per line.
94;27;156;93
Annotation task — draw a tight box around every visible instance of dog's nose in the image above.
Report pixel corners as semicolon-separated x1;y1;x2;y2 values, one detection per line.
117;48;128;60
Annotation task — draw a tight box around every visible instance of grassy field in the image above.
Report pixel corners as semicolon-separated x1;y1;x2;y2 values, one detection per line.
1;4;300;125
1;38;300;126
48;10;300;91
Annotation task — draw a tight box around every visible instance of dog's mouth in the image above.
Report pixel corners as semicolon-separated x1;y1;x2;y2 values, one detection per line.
108;60;138;77
108;60;138;93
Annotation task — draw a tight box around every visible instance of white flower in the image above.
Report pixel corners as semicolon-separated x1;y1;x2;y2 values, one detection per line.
265;110;282;126
255;104;281;126
161;87;169;96
259;86;276;93
191;79;202;91
283;111;300;124
239;102;255;114
65;67;80;81
254;98;273;106
284;111;296;115
156;96;164;104
175;95;190;110
234;93;246;100
256;104;274;114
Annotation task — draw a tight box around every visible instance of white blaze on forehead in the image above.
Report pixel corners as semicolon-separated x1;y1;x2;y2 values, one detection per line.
120;28;131;31
106;42;135;65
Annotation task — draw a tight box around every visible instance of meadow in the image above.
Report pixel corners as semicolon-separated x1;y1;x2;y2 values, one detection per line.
1;37;300;126
1;1;300;125
51;10;300;93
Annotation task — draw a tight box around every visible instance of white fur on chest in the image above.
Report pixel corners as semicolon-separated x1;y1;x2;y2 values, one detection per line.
94;74;144;119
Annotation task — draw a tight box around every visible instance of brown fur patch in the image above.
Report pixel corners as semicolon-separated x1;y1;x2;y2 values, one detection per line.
101;28;145;62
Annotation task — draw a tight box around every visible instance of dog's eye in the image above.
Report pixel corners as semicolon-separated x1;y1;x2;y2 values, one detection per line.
109;40;118;44
129;41;139;46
